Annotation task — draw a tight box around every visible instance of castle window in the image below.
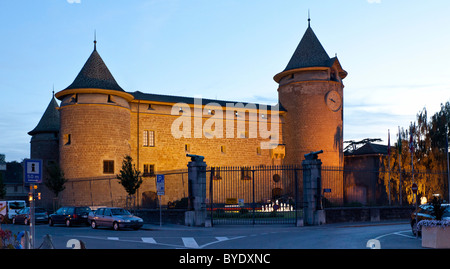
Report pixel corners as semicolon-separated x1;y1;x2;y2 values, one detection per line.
103;160;114;174
143;164;155;177
143;130;155;147
213;167;222;180
70;94;78;104
240;131;249;138
107;95;115;103
256;147;261;155
220;145;226;154
185;144;190;153
63;134;71;145
241;167;251;180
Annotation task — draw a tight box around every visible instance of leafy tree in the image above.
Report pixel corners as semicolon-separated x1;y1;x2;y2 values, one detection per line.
45;164;67;198
431;196;446;220
0;173;6;199
380;104;449;205
117;155;142;207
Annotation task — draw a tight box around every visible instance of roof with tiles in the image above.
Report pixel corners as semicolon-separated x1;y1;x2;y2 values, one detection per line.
130;91;286;112
345;142;389;156
63;45;124;92
283;25;332;71
28;95;60;135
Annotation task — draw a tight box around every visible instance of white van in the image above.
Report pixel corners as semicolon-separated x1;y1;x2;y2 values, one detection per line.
0;200;27;220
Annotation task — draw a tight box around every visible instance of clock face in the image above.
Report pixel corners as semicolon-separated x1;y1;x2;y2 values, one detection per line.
325;90;342;112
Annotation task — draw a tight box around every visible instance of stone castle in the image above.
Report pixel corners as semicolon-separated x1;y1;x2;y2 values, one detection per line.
29;22;347;208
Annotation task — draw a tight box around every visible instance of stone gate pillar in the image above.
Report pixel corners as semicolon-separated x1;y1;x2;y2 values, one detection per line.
185;154;208;227
302;150;326;225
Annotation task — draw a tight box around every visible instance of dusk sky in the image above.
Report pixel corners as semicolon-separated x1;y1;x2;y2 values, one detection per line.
1;0;449;162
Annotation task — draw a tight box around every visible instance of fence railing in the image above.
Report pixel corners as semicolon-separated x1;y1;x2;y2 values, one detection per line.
51;165;448;213
208;165;302;224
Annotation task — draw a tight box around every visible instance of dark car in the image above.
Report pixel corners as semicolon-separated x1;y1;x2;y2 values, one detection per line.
12;207;48;225
49;206;91;227
411;203;450;236
88;207;144;231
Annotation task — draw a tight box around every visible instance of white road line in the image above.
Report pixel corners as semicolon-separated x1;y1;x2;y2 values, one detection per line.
394;231;417;239
182;237;199;248
142;237;157;244
107;237;119;240
215;237;228;241
375;230;413;240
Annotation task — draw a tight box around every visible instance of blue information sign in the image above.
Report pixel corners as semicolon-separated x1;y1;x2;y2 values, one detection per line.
24;159;43;184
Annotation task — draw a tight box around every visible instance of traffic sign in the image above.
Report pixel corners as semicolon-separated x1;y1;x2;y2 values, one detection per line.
24;159;43;184
411;183;418;194
156;174;165;195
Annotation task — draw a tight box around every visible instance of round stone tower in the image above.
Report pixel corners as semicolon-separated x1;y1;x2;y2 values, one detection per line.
274;22;347;168
55;41;134;180
28;93;60;208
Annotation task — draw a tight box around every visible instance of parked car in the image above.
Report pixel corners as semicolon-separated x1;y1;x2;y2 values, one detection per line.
410;203;450;236
88;207;144;231
12;207;48;225
49;206;91;227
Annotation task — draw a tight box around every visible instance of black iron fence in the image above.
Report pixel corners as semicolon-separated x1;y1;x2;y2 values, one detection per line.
208;165;302;225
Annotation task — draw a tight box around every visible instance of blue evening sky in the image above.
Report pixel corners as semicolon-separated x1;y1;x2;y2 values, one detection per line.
1;0;449;162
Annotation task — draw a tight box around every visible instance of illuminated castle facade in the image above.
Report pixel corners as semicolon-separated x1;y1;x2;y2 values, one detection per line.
29;23;346;207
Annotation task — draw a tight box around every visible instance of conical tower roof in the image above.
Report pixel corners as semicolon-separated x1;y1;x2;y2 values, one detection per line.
283;25;331;71
274;22;347;83
63;47;124;92
28;95;60;135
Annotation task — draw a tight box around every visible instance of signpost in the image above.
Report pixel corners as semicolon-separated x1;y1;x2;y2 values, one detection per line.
23;159;43;249
412;182;418;238
156;174;165;227
411;183;418;194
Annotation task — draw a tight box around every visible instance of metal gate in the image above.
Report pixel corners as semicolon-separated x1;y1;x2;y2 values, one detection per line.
208;165;303;225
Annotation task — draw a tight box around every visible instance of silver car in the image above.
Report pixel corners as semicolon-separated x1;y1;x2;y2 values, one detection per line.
88;207;144;231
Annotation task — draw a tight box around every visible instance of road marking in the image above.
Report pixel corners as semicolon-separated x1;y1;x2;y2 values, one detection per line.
142;237;157;244
374;230;413;240
393;231;416;239
182;237;199;248
76;235;246;249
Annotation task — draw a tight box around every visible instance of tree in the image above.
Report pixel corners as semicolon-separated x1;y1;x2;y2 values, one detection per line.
116;155;142;208
0;173;6;199
45;164;67;198
380;105;449;205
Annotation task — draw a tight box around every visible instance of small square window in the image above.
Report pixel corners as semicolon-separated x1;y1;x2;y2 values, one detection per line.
107;95;115;103
143;164;155;177
241;167;251;180
103;160;114;174
213;167;222;180
63;134;71;145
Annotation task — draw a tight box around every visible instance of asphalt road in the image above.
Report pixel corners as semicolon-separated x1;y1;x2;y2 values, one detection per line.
0;220;421;250
3;220;435;267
